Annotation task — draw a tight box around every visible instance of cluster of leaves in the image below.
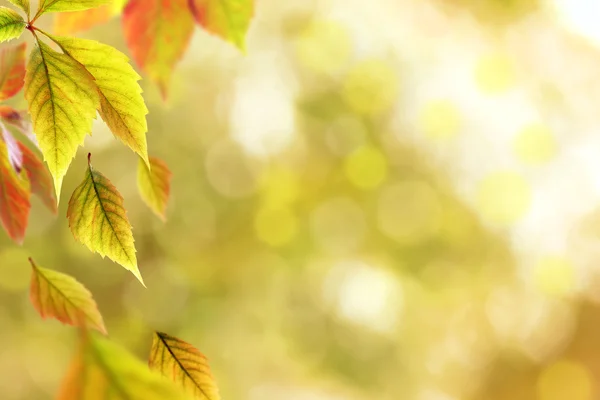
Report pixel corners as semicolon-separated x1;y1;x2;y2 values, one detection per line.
55;0;254;97
30;257;220;399
0;0;175;283
0;0;254;396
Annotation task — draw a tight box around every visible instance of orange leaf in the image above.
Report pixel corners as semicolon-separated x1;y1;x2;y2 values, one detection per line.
0;123;29;244
19;142;57;213
53;5;113;35
122;0;195;97
149;332;220;400
29;257;106;334
0;42;25;101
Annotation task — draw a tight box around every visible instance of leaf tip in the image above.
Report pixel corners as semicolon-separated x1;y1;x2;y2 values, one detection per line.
87;152;92;165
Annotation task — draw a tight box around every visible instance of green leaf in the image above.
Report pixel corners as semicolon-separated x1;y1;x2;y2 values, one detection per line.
149;332;220;400
67;154;144;286
6;0;30;17
0;7;25;43
35;0;111;16
0;125;30;244
24;39;100;199
50;35;149;166
137;156;171;220
188;0;254;50
58;332;192;400
29;257;106;334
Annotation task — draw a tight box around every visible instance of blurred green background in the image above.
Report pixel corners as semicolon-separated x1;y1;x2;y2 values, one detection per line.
3;0;600;399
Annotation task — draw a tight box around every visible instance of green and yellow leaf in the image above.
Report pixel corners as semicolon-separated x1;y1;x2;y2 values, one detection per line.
19;142;57;213
0;125;30;244
188;0;254;50
6;0;30;17
24;39;100;199
50;35;149;165
35;0;111;16
0;42;25;101
0;7;25;43
122;0;195;97
137;156;171;220
149;331;220;400
29;257;106;334
58;332;192;400
67;154;143;285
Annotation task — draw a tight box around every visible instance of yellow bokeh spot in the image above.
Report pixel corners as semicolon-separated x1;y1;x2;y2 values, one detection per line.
533;256;575;297
344;146;388;189
476;171;531;225
378;181;441;245
474;53;515;94
342;59;399;116
538;360;592;400
261;168;299;207
255;206;298;247
0;247;31;292
418;100;461;140
513;123;557;164
295;21;351;74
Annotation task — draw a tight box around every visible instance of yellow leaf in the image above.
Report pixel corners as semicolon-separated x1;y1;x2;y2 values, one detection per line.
29;257;106;334
35;0;111;16
6;0;30;17
67;154;144;286
58;331;192;400
137;156;172;220
24;39;100;199
50;34;149;166
0;7;25;43
149;331;220;400
189;0;254;51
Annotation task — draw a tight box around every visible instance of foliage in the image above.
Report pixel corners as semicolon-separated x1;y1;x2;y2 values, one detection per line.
0;0;254;396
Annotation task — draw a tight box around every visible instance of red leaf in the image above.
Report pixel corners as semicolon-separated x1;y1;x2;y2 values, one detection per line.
0;125;30;244
122;0;195;98
19;142;57;214
0;42;25;101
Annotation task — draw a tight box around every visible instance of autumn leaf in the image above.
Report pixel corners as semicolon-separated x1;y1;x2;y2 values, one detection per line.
138;156;172;220
19;142;57;213
50;34;149;165
58;332;192;400
53;5;112;35
6;0;30;17
34;0;111;16
0;42;25;101
122;0;195;97
67;154;144;286
0;105;36;145
29;257;106;334
0;125;30;244
24;39;100;199
188;0;254;50
0;7;26;43
2;122;22;172
52;0;128;35
149;332;220;400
